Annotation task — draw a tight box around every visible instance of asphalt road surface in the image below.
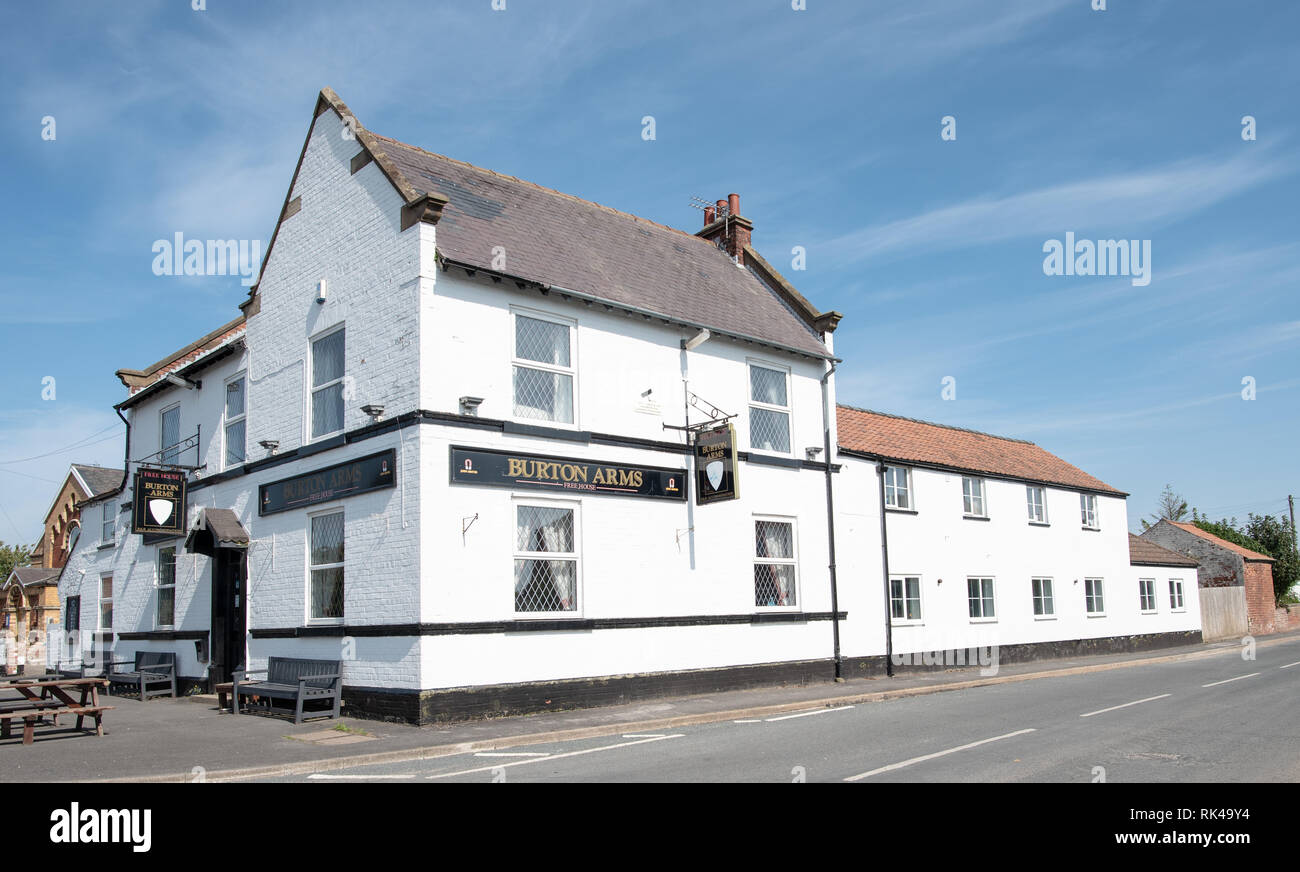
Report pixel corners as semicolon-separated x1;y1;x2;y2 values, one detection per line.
256;635;1300;783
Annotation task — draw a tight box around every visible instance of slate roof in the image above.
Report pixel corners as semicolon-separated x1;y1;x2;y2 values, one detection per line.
1161;521;1275;562
72;464;124;497
836;405;1126;496
116;316;246;406
1128;533;1199;568
5;567;61;588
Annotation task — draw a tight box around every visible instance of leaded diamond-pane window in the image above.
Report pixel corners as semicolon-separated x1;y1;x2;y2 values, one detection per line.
312;329;345;438
748;364;790;453
310;512;344;620
514;505;577;613
754;519;797;607
513;314;574;424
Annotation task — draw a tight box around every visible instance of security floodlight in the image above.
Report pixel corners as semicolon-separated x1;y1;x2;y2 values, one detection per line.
682;329;711;351
362;404;385;421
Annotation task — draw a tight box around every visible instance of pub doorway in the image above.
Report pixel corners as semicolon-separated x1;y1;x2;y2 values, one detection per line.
209;548;247;688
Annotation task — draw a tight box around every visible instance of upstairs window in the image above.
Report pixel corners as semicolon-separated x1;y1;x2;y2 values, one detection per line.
962;477;987;517
161;405;180;466
1026;486;1048;524
512;313;574;424
1080;493;1099;529
883;466;912;510
311;327;346;439
748;364;790;453
101;504;115;544
225;374;247;467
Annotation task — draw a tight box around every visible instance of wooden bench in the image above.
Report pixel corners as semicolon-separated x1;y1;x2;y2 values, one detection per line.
233;658;342;725
107;652;178;701
0;677;112;745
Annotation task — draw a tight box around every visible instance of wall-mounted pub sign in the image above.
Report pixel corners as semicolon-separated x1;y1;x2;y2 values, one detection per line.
259;449;397;516
450;446;686;501
694;423;739;505
132;467;188;536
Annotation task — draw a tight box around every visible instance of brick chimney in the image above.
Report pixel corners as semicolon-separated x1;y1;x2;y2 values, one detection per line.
696;192;752;265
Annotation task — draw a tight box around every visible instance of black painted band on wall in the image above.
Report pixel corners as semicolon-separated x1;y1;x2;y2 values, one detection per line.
250;611;848;639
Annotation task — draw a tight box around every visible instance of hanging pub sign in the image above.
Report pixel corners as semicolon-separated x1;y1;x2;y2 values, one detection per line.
694;422;739;505
132;467;188;536
450;446;686;501
259;448;397;516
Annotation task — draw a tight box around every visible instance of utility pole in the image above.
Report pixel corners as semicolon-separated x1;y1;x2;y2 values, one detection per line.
1290;494;1297;557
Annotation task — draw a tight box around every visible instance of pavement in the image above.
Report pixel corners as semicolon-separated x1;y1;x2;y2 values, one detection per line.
3;630;1296;782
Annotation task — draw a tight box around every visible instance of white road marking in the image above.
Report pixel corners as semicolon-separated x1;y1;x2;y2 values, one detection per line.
474;751;551;757
307;773;416;780
426;734;684;780
764;706;855;722
1279;661;1300;670
733;719;763;723
622;734;668;739
1079;693;1171;718
844;728;1037;782
1202;673;1260;687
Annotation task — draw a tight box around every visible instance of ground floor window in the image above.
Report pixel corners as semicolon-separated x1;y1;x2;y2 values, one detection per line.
890;576;921;621
1139;578;1156;613
967;577;995;620
1169;578;1185;611
65;596;81;631
99;575;113;629
309;511;345;621
754;518;797;607
514;503;578;613
1032;577;1054;616
157;546;177;628
1085;578;1105;615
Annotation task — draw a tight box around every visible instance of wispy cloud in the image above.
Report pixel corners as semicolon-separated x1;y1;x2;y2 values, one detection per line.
821;148;1292;265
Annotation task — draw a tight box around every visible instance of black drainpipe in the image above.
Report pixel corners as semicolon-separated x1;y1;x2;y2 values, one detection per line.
113;405;132;495
875;460;894;676
820;362;842;680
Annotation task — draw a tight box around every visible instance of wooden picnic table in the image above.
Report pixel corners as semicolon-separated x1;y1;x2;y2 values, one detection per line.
0;677;112;746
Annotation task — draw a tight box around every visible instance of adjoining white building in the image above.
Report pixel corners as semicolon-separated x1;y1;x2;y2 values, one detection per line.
59;88;849;722
833;407;1202;671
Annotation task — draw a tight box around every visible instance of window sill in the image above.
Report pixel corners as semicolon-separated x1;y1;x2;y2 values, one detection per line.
1171;608;1187;614
1081;526;1101;532
1033;614;1057;621
1140;610;1157;616
1027;521;1051;527
969;617;997;624
97;542;115;551
306;618;345;627
514;612;583;621
890;620;924;628
885;507;918;515
962;514;990;522
1085;612;1107;618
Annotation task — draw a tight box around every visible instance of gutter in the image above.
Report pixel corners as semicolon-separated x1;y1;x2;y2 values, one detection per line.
875;461;894;676
820;362;841;679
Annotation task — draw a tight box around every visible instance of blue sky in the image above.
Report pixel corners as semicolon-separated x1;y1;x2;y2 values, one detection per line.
1;0;1296;543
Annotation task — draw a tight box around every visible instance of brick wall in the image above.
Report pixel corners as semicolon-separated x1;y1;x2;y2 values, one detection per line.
1244;561;1278;634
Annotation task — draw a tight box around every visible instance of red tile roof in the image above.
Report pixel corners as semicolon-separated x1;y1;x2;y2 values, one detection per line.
1164;521;1274;562
1128;533;1199;567
836;406;1125;495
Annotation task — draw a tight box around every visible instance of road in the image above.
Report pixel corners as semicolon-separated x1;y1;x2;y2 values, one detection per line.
256;635;1300;783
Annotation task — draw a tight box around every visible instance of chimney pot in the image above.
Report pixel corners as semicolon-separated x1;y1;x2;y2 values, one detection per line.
704;206;715;225
715;199;727;216
728;193;740;216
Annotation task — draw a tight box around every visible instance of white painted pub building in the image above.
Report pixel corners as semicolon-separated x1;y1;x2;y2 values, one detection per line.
58;89;1203;722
